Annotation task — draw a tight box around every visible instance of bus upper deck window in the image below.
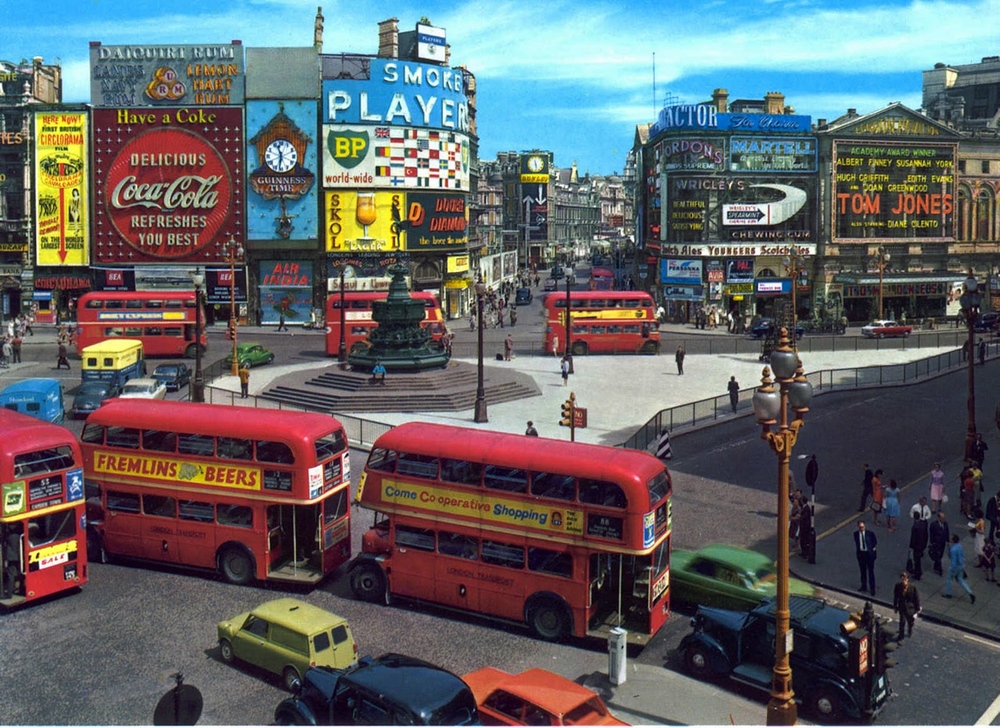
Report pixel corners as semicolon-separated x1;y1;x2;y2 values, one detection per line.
579;479;627;508
366;448;397;473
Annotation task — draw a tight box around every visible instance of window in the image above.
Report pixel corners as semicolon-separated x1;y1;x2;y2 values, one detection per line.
484;691;525;721
440;458;483;486
106;427;140;449
438;531;478;560
528;547;573;578
125;299;144;309
315;431;347;462
483;465;528;493
177;433;215;457
531;472;575;501
242;615;268;637
256;440;295;464
146;327;162;337
143;494;176;518
578;478;627;508
332;624;350;645
313;631;331;654
124;327;143;337
105;300;124;310
218;437;252;460
142;430;177;453
85;299;104;309
107;490;141;513
481;540;524;569
13;446;76;478
396;452;439;479
26;510;76;548
217;503;253;528
178;500;214;523
395;524;435;551
366;448;397;473
983;160;991;174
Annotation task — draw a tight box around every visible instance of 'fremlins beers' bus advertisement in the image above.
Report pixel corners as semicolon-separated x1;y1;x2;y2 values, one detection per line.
91;107;244;264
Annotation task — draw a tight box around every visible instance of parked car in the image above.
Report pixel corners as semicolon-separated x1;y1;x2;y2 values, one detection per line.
750;318;804;340
544;278;558;292
860;319;913;338
218;598;358;692
514;287;533;306
463;667;628;726
118;377;167;400
974;311;1000;332
151;363;192;392
679;596;892;724
225;343;275;368
670;544;818;612
71;380;119;418
274;653;478;725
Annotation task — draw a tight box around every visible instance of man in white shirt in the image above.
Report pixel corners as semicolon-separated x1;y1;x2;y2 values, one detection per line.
910;496;932;522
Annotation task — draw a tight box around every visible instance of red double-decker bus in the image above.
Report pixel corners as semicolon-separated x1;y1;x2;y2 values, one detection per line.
0;409;87;607
325;291;447;356
75;291;207;358
80;400;352;586
588;266;615;291
349;423;672;644
544;291;660;355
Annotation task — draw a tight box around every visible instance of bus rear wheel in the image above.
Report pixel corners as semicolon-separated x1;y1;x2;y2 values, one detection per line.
350;562;386;603
527;597;570;641
571;341;588;356
640;341;658;354
219;545;255;586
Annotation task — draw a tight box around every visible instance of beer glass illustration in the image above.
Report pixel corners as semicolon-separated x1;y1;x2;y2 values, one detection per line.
356;192;377;238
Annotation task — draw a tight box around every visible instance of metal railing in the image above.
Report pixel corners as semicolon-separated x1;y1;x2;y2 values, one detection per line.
620;341;987;452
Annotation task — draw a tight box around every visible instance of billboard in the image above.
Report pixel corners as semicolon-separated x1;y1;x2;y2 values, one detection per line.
34;111;89;266
258;260;313;325
324;190;468;252
89;43;245;107
322;59;469;133
729;136;816;173
661;259;703;284
832;141;956;241
659;137;725;172
323;125;469;190
91;107;244;264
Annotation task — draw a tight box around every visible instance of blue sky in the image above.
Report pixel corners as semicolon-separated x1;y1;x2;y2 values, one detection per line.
2;0;999;176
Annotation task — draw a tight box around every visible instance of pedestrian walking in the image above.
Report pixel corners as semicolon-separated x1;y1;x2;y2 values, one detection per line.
1;339;10;368
496;307;504;329
972;433;989;470
727;375;740;413
551;334;560;357
885;479;901;532
971;507;986;566
893;572;921;643
238;364;250;398
859;462;874;512
854;520;878;596
929;462;946;513
655;427;672;461
944;533;975;603
929;511;950;575
675;345;685;375
908;510;928;580
509;307;517;327
961;462;976;518
560;356;569;386
799;494;816;563
504;334;514;361
56;342;70;370
525;421;538;437
871;469;885;526
805;454;818;496
979;338;987;366
986;489;1000;541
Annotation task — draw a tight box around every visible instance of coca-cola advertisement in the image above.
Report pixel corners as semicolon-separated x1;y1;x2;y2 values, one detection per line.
92;107;244;264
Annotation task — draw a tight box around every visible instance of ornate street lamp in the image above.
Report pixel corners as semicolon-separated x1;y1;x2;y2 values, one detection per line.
960;272;981;461
190;269;206;403
752;329;813;726
872;246;891;320
221;235;244;376
474;279;488;423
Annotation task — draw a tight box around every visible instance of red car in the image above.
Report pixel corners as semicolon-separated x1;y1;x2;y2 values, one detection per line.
463;667;628;726
861;319;913;338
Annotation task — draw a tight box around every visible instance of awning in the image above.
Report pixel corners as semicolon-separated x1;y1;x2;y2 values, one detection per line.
833;273;964;285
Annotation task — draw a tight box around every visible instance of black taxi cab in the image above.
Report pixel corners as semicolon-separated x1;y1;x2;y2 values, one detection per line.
678;596;892;724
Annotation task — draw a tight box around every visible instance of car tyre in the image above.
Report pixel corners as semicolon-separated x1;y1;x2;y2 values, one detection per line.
240;359;252;369
266;354;274;364
219;638;234;663
806;687;844;724
219;545;255;586
527;597;570;641
282;666;301;692
683;645;715;680
349;562;386;603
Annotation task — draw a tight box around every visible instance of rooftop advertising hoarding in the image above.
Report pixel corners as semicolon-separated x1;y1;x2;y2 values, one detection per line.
832;141;956;241
325;190;468;253
89;43;245;107
34;111;89;266
322;124;469;190
322;58;469;133
91;107;244;264
650;106;811;137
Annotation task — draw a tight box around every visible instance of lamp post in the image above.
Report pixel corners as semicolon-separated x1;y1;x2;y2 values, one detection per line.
752;329;813;726
872;246;891;319
474;280;488;423
190;269;206;403
221;235;244;376
781;245;808;352
960;272;981;461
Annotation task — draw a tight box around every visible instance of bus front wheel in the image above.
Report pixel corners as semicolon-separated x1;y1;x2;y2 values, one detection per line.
527;597;570;641
571;341;588;356
219;545;255;586
349;562;386;603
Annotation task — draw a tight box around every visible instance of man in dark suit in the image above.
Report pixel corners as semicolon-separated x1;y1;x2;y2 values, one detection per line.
854;520;878;595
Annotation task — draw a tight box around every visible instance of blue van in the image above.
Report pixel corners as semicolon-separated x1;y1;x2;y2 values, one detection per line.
0;378;66;424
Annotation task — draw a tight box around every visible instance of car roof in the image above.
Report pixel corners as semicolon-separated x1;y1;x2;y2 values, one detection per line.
345;654;473;715
685;544;774;571
251;598;348;632
124;378;158;386
464;667;598;716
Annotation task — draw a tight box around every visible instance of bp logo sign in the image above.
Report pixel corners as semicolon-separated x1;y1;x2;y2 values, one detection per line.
327;129;369;168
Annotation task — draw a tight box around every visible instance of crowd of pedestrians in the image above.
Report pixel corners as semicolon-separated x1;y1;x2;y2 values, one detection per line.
1;312;34;368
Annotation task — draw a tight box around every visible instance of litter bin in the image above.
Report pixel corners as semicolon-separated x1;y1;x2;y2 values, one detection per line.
608;627;627;685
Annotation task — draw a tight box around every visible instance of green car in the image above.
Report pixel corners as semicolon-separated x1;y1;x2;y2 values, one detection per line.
225;343;275;368
217;598;358;690
670;543;818;612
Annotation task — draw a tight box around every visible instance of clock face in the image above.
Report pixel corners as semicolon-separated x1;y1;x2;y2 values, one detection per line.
264;139;298;173
527;155;544;173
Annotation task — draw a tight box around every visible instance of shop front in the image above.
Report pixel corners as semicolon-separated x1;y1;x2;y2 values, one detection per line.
835;274;964;323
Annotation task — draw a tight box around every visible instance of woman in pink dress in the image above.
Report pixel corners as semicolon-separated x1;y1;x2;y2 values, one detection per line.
929;463;946;513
